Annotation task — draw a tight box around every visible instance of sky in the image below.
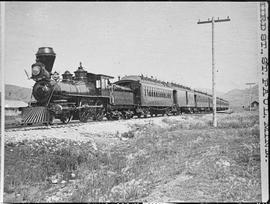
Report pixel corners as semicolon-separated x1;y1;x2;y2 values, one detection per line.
2;2;259;93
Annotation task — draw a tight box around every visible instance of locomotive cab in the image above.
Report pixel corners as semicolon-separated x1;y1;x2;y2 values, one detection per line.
95;74;114;96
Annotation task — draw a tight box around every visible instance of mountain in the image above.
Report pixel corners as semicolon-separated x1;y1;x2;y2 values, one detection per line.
4;84;32;103
194;88;225;98
221;85;259;107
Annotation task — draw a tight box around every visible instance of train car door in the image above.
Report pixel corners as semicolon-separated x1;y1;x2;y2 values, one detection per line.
132;82;141;105
194;94;197;107
173;90;178;105
186;91;188;105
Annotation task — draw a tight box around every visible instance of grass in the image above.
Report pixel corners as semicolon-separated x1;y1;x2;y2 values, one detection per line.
4;111;261;202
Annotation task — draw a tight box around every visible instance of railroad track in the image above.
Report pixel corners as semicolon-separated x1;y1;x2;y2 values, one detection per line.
5;115;159;132
5;121;84;132
5;111;226;133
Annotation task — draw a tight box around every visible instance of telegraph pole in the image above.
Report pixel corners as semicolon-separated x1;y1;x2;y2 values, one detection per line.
245;82;256;111
197;16;230;127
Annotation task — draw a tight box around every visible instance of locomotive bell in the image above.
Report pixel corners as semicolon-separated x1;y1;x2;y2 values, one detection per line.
36;47;56;73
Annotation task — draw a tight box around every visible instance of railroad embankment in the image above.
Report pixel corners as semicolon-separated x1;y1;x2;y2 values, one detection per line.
4;111;261;202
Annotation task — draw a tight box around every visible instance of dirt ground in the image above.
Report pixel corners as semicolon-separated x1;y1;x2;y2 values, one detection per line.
4;111;261;202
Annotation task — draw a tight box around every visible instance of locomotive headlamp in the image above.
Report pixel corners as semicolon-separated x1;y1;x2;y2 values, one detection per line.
31;62;50;81
32;65;41;76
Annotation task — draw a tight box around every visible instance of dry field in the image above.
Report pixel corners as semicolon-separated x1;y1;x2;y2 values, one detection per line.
4;111;261;202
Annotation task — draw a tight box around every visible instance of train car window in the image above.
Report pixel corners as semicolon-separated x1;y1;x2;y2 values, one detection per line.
144;87;146;96
96;80;101;88
101;78;108;89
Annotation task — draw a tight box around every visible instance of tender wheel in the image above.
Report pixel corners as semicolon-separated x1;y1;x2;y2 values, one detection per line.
106;113;112;121
137;114;142;118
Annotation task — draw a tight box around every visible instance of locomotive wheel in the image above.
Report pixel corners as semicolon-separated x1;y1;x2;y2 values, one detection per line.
49;114;55;125
94;110;104;121
93;100;105;121
60;113;73;124
79;100;91;122
79;110;89;122
61;116;69;124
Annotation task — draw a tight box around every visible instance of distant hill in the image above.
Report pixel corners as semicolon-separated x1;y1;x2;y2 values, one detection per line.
4;84;32;103
221;85;259;107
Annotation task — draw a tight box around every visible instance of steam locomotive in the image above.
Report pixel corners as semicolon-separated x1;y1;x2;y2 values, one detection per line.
22;47;229;125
